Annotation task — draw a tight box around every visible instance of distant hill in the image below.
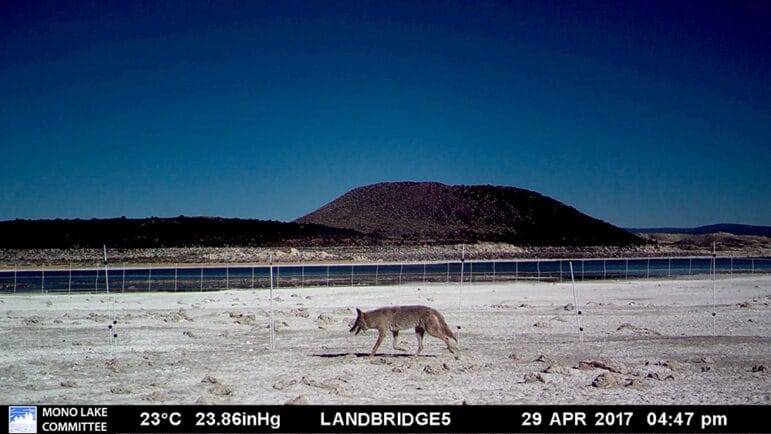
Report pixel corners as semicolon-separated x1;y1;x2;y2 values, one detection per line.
295;182;642;246
0;216;369;249
628;224;771;237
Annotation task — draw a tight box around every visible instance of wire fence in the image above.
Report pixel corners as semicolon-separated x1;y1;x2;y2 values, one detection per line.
2;256;769;295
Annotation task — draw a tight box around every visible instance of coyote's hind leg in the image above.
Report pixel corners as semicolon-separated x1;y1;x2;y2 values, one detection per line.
392;331;407;352
414;327;425;356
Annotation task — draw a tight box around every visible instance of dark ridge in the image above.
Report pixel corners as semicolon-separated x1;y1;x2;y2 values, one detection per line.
0;216;371;249
295;182;642;246
628;224;771;237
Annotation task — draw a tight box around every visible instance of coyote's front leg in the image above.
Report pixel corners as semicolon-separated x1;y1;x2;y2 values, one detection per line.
369;330;385;356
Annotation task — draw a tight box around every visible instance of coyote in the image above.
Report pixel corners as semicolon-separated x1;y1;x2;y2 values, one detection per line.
349;305;459;356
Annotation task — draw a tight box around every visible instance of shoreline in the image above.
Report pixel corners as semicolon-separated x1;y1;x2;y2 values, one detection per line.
2;242;769;268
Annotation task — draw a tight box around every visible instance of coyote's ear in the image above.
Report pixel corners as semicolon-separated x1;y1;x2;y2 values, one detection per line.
356;308;363;316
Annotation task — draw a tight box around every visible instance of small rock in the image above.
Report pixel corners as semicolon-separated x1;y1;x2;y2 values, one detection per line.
60;380;77;388
208;384;232;396
523;372;546;383
751;364;767;373
201;375;219;384
592;372;627;388
285;395;308;405
110;385;130;394
272;379;298;390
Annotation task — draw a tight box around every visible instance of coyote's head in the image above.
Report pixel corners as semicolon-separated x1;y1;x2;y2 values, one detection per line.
349;308;367;335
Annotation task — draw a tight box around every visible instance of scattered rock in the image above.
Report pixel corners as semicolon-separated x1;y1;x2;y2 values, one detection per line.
647;372;676;381
201;375;219;384
751;364;767;373
182;330;197;338
523;372;546;383
701;366;712;373
106;358;125;373
23;316;44;326
208;384;232;396
592;372;627;388
285;395;308;405
60;380;77;388
110;385;130;394
423;364;449;375
144;391;168;402
229;312;257;325
563;303;575;311
616;323;660;336
655;360;685;371
316;313;336;324
272;379;298;390
164;308;192;322
195;396;224;404
542;365;567;375
578;359;630;374
508;354;521;360
535;355;556;364
290;308;310;318
533;321;550;328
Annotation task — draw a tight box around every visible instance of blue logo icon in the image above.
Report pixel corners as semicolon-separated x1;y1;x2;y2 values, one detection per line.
9;406;37;434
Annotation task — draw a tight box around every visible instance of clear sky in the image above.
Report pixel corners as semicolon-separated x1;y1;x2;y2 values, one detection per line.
2;0;769;227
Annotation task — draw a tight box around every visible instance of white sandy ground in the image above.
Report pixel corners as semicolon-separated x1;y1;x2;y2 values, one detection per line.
0;276;769;405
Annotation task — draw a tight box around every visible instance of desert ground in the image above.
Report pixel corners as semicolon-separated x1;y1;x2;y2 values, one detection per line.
1;275;769;405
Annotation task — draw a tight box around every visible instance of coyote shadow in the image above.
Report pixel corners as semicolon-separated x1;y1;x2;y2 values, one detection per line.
312;352;436;358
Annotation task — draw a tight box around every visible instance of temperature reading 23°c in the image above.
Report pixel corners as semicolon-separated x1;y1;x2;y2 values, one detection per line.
140;412;182;427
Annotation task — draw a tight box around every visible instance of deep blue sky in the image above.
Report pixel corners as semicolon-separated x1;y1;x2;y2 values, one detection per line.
2;0;769;227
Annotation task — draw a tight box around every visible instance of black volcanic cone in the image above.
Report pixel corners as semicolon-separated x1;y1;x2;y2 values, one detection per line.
295;182;641;246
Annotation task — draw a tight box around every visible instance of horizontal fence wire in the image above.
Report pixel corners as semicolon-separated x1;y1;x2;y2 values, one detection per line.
1;256;769;294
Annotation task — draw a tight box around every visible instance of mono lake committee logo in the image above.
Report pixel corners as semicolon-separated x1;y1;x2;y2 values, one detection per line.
8;406;37;434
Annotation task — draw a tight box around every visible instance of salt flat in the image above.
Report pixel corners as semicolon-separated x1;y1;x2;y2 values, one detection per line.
1;276;769;405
